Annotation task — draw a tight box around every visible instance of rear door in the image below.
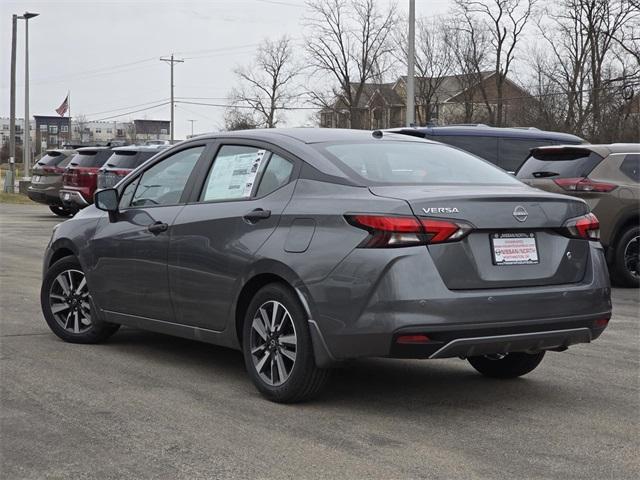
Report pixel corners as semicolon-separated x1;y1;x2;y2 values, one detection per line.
168;142;298;331
89;144;209;322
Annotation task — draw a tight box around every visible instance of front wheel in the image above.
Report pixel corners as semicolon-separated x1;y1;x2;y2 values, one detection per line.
611;226;639;288
242;283;330;403
468;351;545;379
49;205;76;217
40;255;119;343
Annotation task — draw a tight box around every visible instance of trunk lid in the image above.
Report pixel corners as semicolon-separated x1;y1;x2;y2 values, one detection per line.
370;184;591;289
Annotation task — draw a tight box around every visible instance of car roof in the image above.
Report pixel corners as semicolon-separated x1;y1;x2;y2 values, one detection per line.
111;145;169;153
44;149;75;155
195;128;436;145
533;143;640;157
390;125;585;143
75;146;112;153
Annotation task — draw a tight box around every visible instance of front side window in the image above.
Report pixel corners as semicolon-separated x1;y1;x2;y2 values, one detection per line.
200;146;268;202
128;146;204;207
318;141;519;185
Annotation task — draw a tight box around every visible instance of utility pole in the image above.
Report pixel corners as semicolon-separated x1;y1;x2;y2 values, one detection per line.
5;14;17;192
160;54;184;143
188;119;196;137
406;0;415;127
21;12;39;176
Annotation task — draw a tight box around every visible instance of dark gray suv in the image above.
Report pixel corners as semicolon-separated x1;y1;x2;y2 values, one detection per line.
40;129;611;402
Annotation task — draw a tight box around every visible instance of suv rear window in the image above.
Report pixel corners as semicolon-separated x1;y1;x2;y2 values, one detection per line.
71;150;113;168
516;148;603;179
36;152;68;166
498;138;558;172
317;141;520;185
106;151;156;169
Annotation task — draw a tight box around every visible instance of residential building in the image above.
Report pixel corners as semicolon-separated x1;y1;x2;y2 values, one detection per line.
132;119;170;141
0;117;35;148
33;115;71;155
319;72;534;129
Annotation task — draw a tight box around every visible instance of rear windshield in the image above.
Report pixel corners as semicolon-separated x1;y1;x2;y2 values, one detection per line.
316;141;521;185
516;148;603;179
36;152;68;167
105;151;156;169
70;150;113;168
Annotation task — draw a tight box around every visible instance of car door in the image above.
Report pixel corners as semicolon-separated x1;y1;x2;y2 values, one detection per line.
168;142;298;331
89;144;209;322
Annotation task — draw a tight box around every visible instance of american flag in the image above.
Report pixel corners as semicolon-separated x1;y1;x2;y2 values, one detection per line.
55;94;69;116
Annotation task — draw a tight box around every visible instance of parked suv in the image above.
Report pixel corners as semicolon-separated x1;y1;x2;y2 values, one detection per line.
27;149;78;217
393;125;585;172
59;147;114;211
517;144;640;287
97;145;167;189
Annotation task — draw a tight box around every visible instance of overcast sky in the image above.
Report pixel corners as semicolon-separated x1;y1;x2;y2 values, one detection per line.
1;0;451;139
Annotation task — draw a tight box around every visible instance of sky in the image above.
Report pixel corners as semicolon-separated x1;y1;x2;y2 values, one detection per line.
1;0;452;139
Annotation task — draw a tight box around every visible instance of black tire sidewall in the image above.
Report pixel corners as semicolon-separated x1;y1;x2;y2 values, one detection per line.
48;205;73;217
613;226;640;288
468;351;546;379
241;283;317;402
41;255;118;343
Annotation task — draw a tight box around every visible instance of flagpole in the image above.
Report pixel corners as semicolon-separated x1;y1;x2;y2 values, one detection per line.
68;90;72;144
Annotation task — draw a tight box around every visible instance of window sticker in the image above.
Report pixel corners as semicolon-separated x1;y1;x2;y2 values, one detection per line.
203;149;266;201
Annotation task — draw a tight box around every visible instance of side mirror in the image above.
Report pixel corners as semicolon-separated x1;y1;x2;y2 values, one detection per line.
94;188;119;213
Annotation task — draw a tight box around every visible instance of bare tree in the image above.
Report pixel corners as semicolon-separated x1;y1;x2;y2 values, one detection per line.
304;0;397;129
223;108;258;131
125;122;137;144
231;36;301;128
454;0;536;126
74;114;89;143
394;18;455;125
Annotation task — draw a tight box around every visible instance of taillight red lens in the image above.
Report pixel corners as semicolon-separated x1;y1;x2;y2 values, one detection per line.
396;334;430;344
553;177;617;192
561;212;600;240
345;214;472;248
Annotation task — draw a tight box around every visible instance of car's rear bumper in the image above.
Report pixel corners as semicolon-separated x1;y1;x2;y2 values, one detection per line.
306;242;611;364
59;189;90;208
27;186;61;205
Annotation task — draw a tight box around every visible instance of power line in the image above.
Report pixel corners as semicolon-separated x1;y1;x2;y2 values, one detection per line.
90;101;171;122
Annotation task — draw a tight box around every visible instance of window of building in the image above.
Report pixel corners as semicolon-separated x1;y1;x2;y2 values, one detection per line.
61;125;69;133
107;129;112;134
40;124;47;132
49;125;58;134
160;128;168;135
116;129;124;136
2;124;8;131
96;128;102;134
49;135;58;145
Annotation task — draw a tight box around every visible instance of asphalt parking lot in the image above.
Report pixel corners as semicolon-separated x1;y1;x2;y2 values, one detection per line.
1;203;638;480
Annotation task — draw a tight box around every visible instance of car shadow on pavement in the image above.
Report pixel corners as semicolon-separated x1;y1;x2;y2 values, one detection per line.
104;327;568;411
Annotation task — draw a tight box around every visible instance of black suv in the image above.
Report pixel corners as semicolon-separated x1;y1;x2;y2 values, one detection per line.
392;125;585;172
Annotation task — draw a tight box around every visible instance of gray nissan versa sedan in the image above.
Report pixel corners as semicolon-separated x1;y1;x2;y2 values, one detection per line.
40;128;612;402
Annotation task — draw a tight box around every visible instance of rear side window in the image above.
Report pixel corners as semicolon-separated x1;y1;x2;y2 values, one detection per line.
256;154;293;197
430;135;499;165
516;148;603;179
498;138;556;172
318;141;520;185
620;154;640;182
71;150;113;167
36;152;67;166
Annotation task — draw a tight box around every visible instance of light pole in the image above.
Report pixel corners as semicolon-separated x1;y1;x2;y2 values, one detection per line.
18;11;39;177
4;14;18;192
406;0;415;127
188;119;196;137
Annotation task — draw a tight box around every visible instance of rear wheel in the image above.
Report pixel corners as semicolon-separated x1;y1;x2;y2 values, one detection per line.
242;283;330;403
468;351;545;379
49;205;76;217
612;225;639;287
41;256;119;343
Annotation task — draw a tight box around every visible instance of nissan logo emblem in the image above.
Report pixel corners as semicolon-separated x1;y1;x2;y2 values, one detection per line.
513;206;528;222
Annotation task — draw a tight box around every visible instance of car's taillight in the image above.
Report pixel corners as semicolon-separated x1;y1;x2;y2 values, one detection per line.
345;214;472;248
553;177;617;192
560;212;600;240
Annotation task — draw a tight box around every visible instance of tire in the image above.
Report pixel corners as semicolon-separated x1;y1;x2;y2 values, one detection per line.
49;205;76;217
242;283;330;403
611;225;639;288
41;255;120;344
468;351;546;379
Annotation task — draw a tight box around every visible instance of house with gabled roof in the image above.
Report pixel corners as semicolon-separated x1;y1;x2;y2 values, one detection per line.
319;71;534;129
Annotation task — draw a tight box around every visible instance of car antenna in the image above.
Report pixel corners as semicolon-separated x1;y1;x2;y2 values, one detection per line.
372;130;383;139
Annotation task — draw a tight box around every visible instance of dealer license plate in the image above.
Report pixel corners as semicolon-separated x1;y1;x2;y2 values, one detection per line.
491;232;539;266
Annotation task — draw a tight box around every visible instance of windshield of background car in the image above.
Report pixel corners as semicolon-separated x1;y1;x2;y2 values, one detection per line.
106;151;156;169
36;152;67;166
516;148;603;179
71;150;113;167
317;141;521;185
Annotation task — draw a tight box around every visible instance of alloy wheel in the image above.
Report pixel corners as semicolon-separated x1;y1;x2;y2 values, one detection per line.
624;235;639;280
249;300;297;386
49;269;92;334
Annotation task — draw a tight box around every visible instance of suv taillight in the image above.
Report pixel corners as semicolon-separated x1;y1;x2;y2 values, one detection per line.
553;177;617;192
560;213;600;240
345;214;472;248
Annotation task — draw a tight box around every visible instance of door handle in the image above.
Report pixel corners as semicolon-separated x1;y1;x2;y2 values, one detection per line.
243;208;271;222
147;221;169;234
